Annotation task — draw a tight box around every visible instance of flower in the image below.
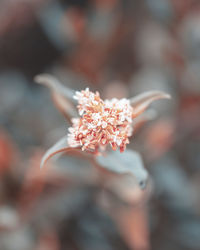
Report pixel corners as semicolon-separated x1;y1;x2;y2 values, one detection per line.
67;88;134;153
35;74;170;169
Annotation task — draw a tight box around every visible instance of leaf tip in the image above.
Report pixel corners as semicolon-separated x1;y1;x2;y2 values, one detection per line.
162;92;171;100
34;74;50;86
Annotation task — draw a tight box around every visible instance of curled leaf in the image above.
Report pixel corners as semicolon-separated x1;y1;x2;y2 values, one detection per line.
96;149;148;189
130;90;171;117
52;92;78;123
40;136;79;169
34;74;78;122
104;174;152;204
131;109;157;135
34;74;75;103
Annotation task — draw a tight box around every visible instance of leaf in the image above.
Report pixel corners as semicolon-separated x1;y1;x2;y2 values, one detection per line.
116;206;149;250
52;92;78;123
130;90;171;117
130;109;157;136
34;74;78;122
34;74;76;103
105;174;151;204
96;149;148;189
40;136;79;169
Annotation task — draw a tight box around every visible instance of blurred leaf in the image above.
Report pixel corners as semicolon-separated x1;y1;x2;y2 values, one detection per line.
0;129;18;173
40;136;80;169
52;92;78;123
116;206;149;250
96;149;148;189
0;206;19;231
35;74;75;102
34;74;78;122
130;90;171;117
104;174;152;204
131;109;157;136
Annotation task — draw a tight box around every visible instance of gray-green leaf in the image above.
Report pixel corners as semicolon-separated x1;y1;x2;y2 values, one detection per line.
96;149;148;189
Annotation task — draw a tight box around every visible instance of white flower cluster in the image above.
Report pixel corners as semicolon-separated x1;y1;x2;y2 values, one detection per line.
68;88;134;153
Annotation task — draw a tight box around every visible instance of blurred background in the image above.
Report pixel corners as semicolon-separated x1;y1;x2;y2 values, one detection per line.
0;0;200;249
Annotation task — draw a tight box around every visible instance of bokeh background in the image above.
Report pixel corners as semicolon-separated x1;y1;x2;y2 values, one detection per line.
0;0;200;249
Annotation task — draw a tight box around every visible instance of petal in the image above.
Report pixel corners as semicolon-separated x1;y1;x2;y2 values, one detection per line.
40;136;79;169
130;90;171;117
96;149;148;189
